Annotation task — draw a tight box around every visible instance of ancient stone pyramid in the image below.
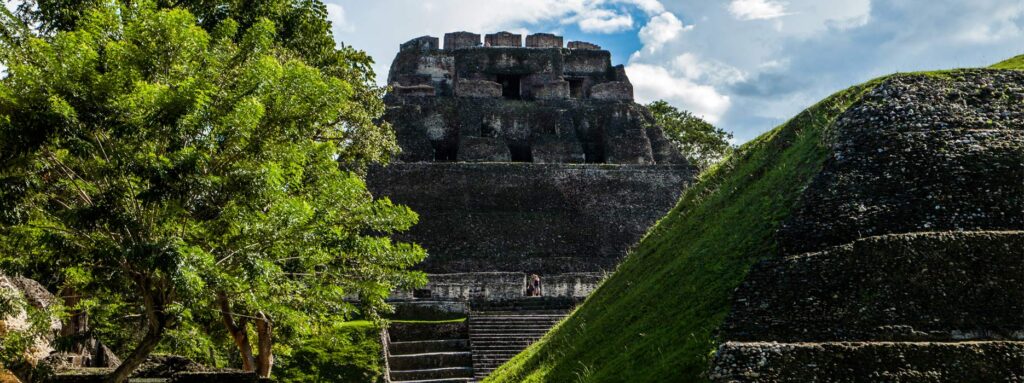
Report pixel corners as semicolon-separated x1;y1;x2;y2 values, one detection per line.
710;69;1024;381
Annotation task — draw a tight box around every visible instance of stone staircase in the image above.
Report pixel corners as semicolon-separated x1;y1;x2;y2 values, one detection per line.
386;322;475;383
468;298;572;381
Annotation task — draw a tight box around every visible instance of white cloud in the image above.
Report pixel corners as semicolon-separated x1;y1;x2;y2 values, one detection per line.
671;53;747;85
638;12;690;52
570;9;635;33
612;0;666;15
626;63;731;123
728;0;788;21
325;3;354;33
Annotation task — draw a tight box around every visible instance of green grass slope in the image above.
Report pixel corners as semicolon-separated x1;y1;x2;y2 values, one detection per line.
484;79;885;382
990;54;1024;70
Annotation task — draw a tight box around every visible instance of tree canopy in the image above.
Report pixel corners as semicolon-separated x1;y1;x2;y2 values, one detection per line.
0;1;424;381
647;100;734;170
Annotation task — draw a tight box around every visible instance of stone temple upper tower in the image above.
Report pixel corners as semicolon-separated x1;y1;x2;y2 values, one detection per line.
367;32;693;310
383;31;684;165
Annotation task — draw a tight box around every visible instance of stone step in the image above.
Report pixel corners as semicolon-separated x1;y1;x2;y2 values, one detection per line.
389;351;473;371
470;329;549;334
470;335;544;341
470;313;565;319
471;345;536;350
392;379;473;383
470;325;554;330
389;322;468;342
389;366;474;381
390;339;469;355
709;341;1024;382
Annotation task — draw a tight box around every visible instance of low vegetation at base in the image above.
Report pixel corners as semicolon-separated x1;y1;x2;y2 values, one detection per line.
274;321;384;383
485;78;886;382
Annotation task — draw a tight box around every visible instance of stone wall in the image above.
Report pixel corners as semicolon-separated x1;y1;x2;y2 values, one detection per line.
526;33;563;48
367;163;692;274
383;97;684;164
720;231;1024;342
710;341;1024;382
390;272;603;302
485;31;521;47
778;70;1024;254
443;31;480;50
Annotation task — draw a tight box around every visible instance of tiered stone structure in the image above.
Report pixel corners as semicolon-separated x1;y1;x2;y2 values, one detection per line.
372;31;692;308
709;70;1024;381
371;32;693;381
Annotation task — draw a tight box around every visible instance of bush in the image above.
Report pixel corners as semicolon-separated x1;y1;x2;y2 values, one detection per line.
273;322;383;383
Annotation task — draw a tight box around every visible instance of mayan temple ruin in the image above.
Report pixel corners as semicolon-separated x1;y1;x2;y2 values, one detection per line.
365;31;693;381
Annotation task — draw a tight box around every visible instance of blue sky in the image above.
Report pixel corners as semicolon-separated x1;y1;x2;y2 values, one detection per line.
333;1;1019;142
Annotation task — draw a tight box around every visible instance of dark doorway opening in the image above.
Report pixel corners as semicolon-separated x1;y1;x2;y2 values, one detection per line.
509;142;533;162
569;78;584;99
432;140;457;161
497;74;522;100
583;143;605;163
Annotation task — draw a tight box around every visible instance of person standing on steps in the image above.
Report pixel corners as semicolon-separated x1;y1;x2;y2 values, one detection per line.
526;274;542;297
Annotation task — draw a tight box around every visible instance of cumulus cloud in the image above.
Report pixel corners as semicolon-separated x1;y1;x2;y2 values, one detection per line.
638;12;690;52
612;0;666;15
325;3;354;33
672;53;747;85
626;63;731;123
569;9;635;33
728;0;788;21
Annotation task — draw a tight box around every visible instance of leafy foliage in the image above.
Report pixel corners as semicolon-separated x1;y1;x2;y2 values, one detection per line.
0;1;424;380
647;100;733;169
487;79;885;382
273;321;383;383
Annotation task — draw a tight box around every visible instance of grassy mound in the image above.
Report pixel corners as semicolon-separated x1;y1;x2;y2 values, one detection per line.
484;79;885;382
990;54;1024;70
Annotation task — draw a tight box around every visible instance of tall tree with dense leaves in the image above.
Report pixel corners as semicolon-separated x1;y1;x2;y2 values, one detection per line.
0;1;426;381
647;100;734;170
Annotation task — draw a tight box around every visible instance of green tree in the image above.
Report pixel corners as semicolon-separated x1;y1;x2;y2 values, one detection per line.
0;2;425;382
647;100;734;169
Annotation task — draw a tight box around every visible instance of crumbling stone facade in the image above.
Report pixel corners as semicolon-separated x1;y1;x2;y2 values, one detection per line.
369;32;692;307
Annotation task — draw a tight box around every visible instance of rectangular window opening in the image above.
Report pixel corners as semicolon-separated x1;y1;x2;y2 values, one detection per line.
569;78;584;99
432;140;458;162
509;142;533;162
497;74;522;100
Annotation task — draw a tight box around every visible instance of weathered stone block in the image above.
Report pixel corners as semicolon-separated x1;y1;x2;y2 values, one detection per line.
391;84;435;97
526;33;563;48
604;129;654;164
455;79;501;98
457;137;511;162
532;80;569;100
400;35;439;52
590;81;633;100
532;137;585;163
567;41;601;50
485;31;522;47
444;31;480;49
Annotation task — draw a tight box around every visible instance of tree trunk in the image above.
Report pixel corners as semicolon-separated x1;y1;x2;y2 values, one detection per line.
254;311;273;377
218;292;256;371
102;325;163;383
59;286;89;342
103;285;169;383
